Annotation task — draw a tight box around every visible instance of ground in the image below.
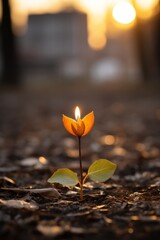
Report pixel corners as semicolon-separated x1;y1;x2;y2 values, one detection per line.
0;83;160;240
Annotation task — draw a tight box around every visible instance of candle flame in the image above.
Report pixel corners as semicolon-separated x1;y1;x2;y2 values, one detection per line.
75;106;81;120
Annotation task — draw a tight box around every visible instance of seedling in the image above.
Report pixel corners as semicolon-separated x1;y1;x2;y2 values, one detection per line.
48;106;117;200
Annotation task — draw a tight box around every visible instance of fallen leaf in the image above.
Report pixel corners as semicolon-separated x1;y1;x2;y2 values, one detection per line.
1;187;60;198
37;220;70;237
0;199;38;210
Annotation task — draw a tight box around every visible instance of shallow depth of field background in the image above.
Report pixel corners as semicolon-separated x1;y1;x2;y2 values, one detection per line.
0;0;160;88
0;2;160;239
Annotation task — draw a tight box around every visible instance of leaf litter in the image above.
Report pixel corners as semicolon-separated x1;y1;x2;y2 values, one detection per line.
0;90;160;239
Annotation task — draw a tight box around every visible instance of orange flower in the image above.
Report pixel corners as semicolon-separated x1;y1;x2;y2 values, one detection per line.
62;106;94;137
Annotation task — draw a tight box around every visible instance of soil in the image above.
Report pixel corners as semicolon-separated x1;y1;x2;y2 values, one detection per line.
0;85;160;240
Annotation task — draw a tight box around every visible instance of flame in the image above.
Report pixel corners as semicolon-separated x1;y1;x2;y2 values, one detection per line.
63;109;94;137
75;106;81;120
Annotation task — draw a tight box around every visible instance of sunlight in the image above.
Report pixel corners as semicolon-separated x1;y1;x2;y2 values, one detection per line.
135;0;159;19
7;0;136;49
11;0;63;13
2;0;158;50
87;13;107;49
79;0;110;15
10;0;67;34
112;1;136;25
88;32;107;50
79;0;110;50
135;0;158;9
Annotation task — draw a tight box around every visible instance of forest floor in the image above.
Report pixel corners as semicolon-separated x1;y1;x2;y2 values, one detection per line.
0;83;160;240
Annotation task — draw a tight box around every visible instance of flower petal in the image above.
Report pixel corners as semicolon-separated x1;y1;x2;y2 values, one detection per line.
62;115;77;136
71;119;85;137
82;111;94;136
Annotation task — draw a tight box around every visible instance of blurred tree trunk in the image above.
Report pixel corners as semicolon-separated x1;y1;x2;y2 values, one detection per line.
154;3;160;78
133;19;149;81
1;0;20;85
133;0;160;82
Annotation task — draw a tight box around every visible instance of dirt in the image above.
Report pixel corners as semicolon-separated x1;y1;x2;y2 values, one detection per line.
0;85;160;240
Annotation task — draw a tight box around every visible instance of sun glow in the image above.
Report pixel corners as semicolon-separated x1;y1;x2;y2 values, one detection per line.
87;12;107;49
75;106;81;121
135;0;158;10
2;0;158;50
79;0;110;49
112;1;136;25
135;0;159;19
10;0;64;34
79;0;109;15
8;0;110;49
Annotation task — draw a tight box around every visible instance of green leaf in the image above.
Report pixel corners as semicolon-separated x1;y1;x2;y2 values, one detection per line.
47;168;79;187
88;159;117;182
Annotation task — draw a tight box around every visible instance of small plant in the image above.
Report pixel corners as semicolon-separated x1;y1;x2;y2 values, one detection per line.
48;106;117;200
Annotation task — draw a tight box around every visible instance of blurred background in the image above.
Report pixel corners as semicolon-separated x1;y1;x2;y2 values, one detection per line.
0;1;160;199
0;0;160;87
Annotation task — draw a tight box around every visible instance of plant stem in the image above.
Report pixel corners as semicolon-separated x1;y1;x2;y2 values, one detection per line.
78;136;83;200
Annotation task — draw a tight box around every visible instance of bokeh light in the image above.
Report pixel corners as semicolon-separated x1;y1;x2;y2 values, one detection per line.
1;0;159;50
79;0;109;15
135;0;159;19
100;135;116;145
112;1;136;25
87;12;107;50
79;0;109;50
88;33;107;50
